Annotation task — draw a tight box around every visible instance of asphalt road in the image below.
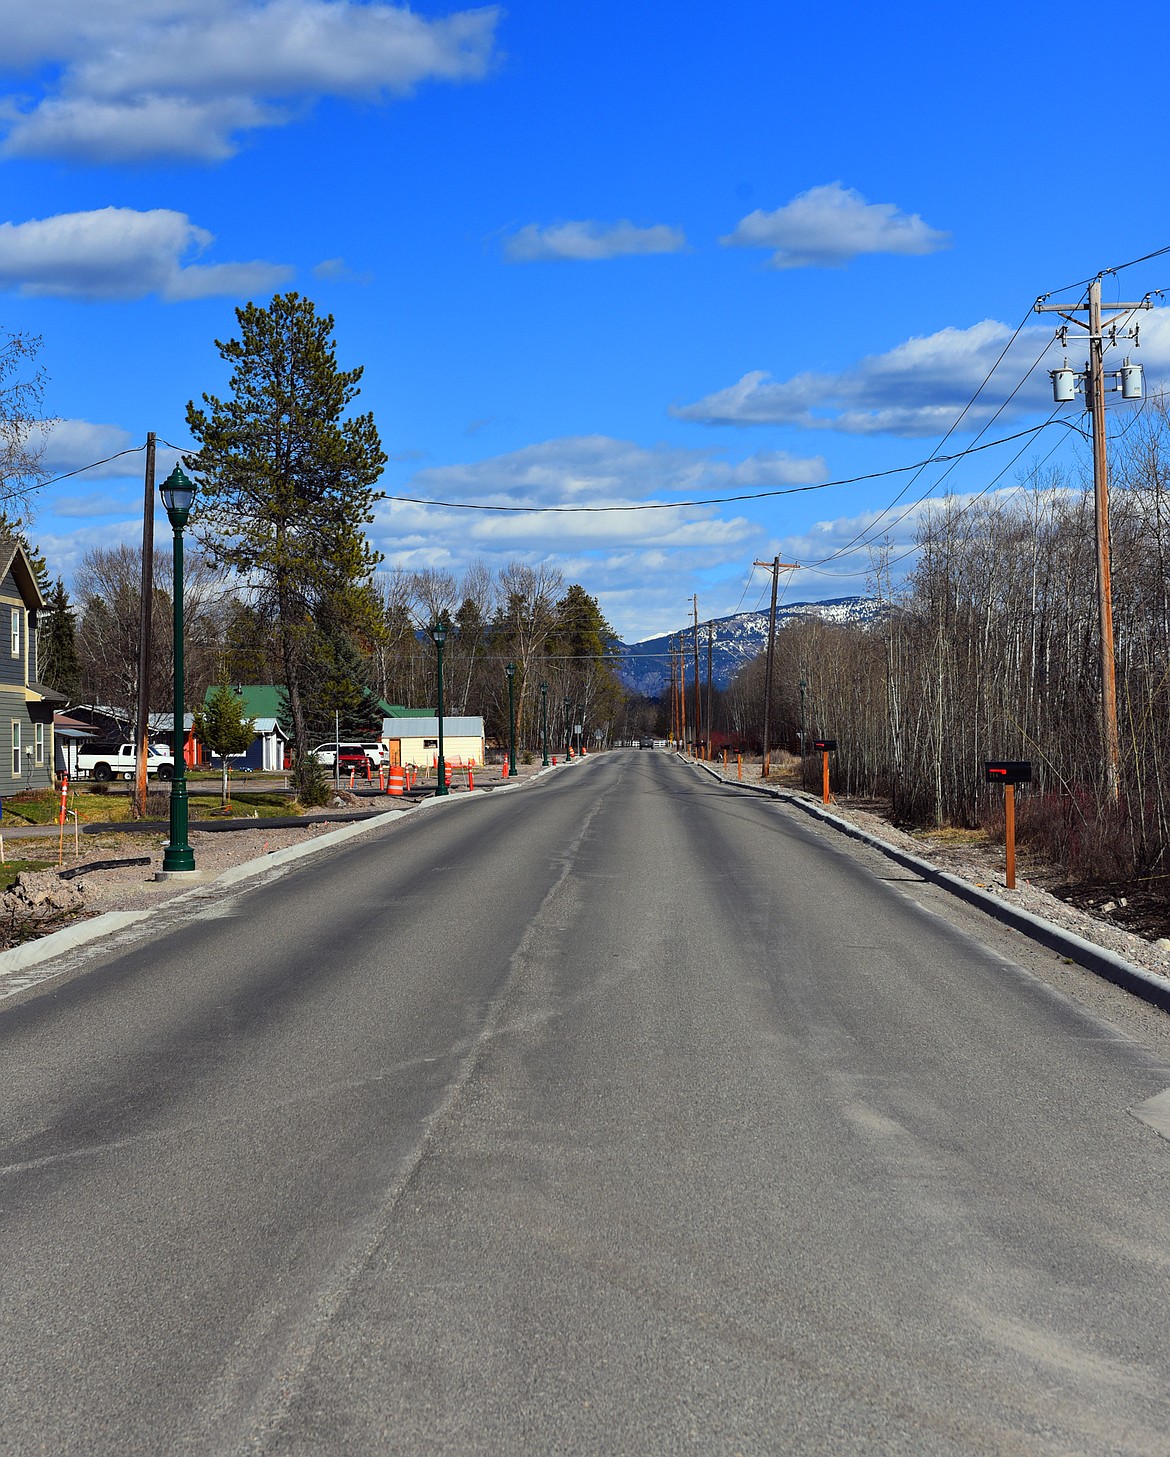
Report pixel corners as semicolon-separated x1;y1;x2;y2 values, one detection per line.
3;752;1170;1455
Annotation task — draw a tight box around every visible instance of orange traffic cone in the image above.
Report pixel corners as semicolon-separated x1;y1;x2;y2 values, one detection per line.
502;759;509;779
468;765;475;790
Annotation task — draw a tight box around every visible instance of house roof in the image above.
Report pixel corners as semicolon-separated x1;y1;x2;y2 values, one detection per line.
53;713;97;740
30;681;68;704
209;686;418;728
210;684;287;722
0;539;45;611
381;716;485;738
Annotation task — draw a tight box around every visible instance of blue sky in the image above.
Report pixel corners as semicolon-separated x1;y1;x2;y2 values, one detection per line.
3;0;1169;641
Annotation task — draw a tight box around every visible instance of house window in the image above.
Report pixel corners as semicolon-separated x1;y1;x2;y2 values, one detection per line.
11;721;20;777
10;607;21;658
34;722;44;766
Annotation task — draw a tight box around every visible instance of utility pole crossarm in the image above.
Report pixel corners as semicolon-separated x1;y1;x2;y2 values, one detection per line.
1036;301;1152;312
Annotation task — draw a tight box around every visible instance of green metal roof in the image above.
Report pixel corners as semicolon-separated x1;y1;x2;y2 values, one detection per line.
203;687;428;728
204;684;286;724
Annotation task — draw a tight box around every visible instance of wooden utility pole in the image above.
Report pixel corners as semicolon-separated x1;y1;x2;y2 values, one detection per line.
133;433;157;818
691;596;701;759
668;636;676;745
1036;279;1151;804
754;557;799;778
705;620;713;763
677;634;687;752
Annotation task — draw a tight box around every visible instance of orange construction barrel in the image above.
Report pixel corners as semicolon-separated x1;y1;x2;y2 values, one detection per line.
388;765;405;797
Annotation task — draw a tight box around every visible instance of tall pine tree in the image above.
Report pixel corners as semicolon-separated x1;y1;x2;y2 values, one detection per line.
184;294;386;793
39;577;81;699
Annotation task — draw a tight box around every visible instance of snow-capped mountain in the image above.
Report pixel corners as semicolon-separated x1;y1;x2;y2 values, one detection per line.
616;597;883;697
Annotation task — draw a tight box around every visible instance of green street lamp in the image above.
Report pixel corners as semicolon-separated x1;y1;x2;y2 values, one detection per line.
160;465;196;874
429;618;449;796
540;680;550;767
505;661;517;777
575;704;583;758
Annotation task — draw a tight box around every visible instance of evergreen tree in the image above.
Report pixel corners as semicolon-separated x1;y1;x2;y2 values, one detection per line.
192;684;256;807
184;293;386;796
39;577;81;699
551;584;625;741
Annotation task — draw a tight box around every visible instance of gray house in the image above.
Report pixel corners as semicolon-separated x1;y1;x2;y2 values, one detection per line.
0;540;57;795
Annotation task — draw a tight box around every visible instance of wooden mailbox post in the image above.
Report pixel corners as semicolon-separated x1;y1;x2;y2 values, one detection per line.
813;739;837;805
985;761;1032;890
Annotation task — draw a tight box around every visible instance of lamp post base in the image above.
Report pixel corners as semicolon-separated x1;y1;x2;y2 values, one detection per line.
154;865;206;881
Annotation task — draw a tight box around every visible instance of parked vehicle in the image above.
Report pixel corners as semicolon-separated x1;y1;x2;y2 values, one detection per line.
76;742;176;781
361;741;389;768
311;741;381;774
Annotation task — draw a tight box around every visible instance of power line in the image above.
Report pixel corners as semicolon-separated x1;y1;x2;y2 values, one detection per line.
801;322;1058;570
797;410;1071;579
35;444;146;491
1040;244;1170;300
383;425;1052;515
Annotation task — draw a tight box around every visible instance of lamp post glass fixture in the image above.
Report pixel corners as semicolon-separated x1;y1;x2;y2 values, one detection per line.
429;618;450;796
160;466;197;872
540;681;550;766
506;662;517;777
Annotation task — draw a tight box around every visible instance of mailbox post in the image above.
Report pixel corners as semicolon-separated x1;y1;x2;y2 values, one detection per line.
985;761;1032;889
813;739;837;805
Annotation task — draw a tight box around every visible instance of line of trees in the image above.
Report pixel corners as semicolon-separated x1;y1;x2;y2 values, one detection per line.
39;548;627;757
726;400;1170;889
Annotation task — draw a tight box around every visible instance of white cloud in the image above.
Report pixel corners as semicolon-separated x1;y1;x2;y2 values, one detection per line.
1;1;502;163
721;182;950;270
673;318;1075;437
504;221;687;263
41;419;135;475
0;208;292;300
404;434;826;503
313;256;372;284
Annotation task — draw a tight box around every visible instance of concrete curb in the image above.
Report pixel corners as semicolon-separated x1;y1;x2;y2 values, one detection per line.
0;759;577;983
688;756;1170;1015
0;910;154;974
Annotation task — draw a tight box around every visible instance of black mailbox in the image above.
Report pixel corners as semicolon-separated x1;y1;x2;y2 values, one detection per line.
985;760;1031;785
813;739;837;752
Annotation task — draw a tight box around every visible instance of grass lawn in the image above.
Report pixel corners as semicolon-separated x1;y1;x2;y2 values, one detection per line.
0;857;54;892
1;788;300;827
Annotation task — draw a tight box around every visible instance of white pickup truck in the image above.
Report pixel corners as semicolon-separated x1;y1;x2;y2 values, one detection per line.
75;742;176;781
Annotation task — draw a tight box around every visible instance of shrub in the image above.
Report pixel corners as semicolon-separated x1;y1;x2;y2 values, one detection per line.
293;753;331;809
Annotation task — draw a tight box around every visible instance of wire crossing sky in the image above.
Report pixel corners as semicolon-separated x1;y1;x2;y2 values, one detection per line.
3;1;1169;639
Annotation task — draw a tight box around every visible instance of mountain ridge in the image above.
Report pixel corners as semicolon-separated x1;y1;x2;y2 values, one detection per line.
615;597;883;697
